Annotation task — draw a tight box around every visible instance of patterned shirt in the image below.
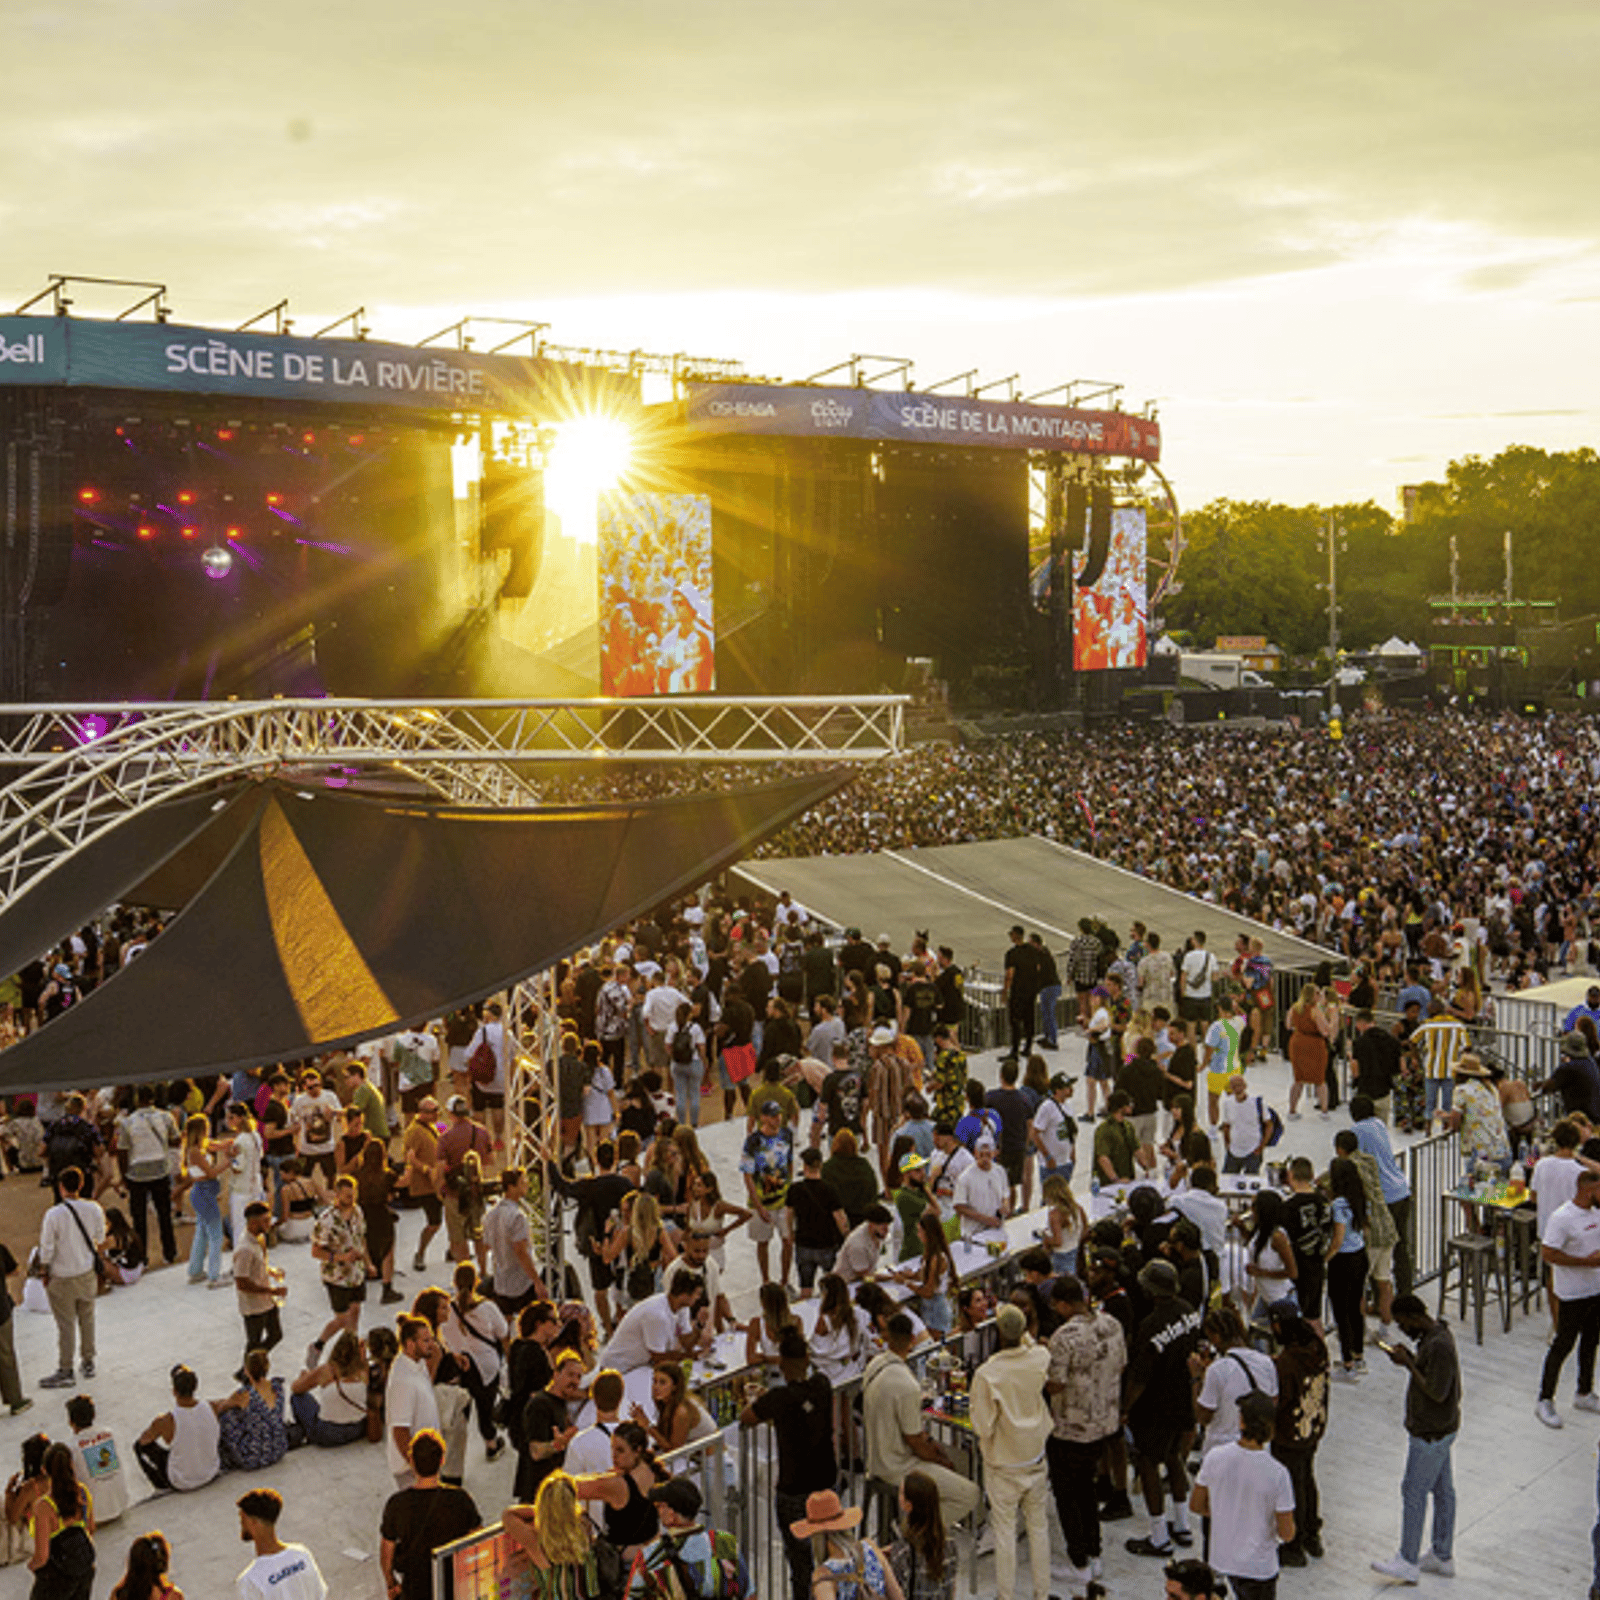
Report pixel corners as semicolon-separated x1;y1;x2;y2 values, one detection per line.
929;1046;968;1128
1068;934;1103;987
1047;1309;1127;1442
1414;1016;1468;1080
311;1202;368;1288
739;1126;795;1209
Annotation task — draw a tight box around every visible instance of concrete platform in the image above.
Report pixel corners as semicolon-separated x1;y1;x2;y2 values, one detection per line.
1;1036;1591;1597
740;834;1338;973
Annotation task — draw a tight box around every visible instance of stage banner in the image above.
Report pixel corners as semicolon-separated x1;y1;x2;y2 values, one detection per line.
1074;507;1148;670
684;382;1160;461
598;492;716;695
0;316;628;419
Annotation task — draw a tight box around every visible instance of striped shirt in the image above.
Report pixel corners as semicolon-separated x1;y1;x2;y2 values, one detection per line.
1413;1016;1468;1080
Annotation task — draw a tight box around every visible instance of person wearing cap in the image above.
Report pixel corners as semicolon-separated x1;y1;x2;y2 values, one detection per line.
927;1122;974;1206
402;1097;443;1273
889;1149;934;1261
868;1021;924;1173
788;1488;899;1600
862;1315;979;1529
630;1476;725;1598
835;1204;893;1286
1163;1557;1223;1599
1190;1389;1295;1600
1537;1032;1600;1124
1030;1071;1079;1184
1122;1257;1203;1559
433;1095;492;1270
971;1301;1053;1600
234;1200;287;1375
289;1070;343;1185
952;1137;1011;1242
1046;1272;1128;1584
741;1097;797;1289
1095;1090;1152;1185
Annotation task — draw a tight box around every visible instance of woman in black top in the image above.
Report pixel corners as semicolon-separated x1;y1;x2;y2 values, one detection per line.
574;1420;666;1560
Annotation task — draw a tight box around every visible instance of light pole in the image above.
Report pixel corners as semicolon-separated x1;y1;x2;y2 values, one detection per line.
1317;513;1346;718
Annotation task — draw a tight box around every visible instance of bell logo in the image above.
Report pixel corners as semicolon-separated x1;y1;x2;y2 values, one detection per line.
0;333;46;366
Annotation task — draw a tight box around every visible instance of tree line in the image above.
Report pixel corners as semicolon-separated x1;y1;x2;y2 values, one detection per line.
1155;445;1600;660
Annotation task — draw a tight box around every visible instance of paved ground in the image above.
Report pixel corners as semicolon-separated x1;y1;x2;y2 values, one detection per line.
2;1028;1594;1597
739;835;1338;975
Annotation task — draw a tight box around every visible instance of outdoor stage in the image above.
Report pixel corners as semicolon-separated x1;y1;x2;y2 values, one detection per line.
737;832;1338;973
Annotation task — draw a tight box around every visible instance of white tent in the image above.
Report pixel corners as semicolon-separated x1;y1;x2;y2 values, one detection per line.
1374;636;1423;657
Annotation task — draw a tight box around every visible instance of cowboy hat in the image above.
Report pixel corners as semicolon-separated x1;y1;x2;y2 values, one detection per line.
789;1490;863;1539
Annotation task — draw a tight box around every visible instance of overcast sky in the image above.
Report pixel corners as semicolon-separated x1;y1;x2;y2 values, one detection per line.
6;0;1599;507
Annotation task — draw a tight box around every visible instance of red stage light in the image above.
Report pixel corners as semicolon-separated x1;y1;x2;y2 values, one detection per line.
136;526;156;541
177;490;195;505
301;432;316;445
226;526;242;539
348;435;364;447
265;492;283;506
77;488;99;505
181;526;198;540
217;428;234;441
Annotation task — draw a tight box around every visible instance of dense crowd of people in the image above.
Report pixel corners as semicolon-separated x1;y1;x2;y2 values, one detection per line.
0;708;1597;1597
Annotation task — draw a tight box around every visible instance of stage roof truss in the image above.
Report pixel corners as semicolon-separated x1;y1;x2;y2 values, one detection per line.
0;694;903;914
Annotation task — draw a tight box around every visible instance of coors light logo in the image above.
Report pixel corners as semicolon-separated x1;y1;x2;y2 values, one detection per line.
810;398;853;429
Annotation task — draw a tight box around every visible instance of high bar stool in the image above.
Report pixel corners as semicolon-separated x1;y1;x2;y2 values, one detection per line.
1504;1206;1543;1316
1437;1230;1510;1344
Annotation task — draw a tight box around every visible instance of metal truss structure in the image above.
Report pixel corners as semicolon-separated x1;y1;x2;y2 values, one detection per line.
0;693;903;1279
0;692;903;910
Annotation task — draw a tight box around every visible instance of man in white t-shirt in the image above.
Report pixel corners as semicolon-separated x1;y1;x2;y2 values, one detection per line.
1194;1311;1279;1457
596;1272;703;1373
1218;1075;1267;1177
1178;931;1218;1043
566;1367;626;1527
953;1138;1012;1241
929;1125;974;1202
640;973;690;1069
385;1316;442;1487
289;1070;342;1183
1029;1074;1078;1181
1191;1391;1295;1597
1533;1120;1589;1242
67;1393;127;1523
1537;1169;1600;1428
236;1486;328;1600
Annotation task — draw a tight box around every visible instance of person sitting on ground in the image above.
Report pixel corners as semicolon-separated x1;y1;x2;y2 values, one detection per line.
66;1393;127;1526
217;1348;289;1472
133;1365;221;1494
274;1158;323;1244
28;1440;96;1596
102;1208;145;1287
288;1330;371;1448
4;1433;50;1550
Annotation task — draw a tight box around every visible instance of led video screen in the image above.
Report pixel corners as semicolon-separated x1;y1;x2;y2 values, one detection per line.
1073;506;1147;671
598;492;715;695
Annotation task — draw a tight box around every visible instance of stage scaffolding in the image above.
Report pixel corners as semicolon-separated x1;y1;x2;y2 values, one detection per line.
0;693;904;1281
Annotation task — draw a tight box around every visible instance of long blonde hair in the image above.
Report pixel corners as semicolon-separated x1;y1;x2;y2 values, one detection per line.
533;1472;591;1566
183;1114;209;1153
629;1192;663;1261
1042;1173;1085;1236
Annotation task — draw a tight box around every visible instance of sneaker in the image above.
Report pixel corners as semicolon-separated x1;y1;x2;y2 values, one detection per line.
412;1251;426;1272
486;1434;506;1461
305;1340;324;1371
1537;1398;1564;1429
1334;1364;1362;1383
380;1286;405;1305
1418;1553;1455;1577
1170;1528;1194;1548
1352;1357;1369;1376
207;1276;231;1290
79;1361;94;1378
1090;1558;1103;1579
1124;1537;1174;1558
1371;1554;1420;1584
38;1371;75;1389
1576;1393;1600;1414
1288;1111;1303;1121
1303;1535;1324;1558
1280;1545;1308;1567
9;1399;33;1416
1098;1494;1134;1522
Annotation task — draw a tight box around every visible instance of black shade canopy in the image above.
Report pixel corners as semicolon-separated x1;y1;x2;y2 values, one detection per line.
0;770;849;1091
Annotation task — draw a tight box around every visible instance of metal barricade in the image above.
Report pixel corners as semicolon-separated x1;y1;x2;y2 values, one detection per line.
1404;1126;1462;1287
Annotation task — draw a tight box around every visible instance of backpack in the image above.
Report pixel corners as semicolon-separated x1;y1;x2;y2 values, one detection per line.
671;1025;696;1066
630;1528;752;1600
1258;1098;1285;1148
45;1118;94;1178
467;1037;498;1086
